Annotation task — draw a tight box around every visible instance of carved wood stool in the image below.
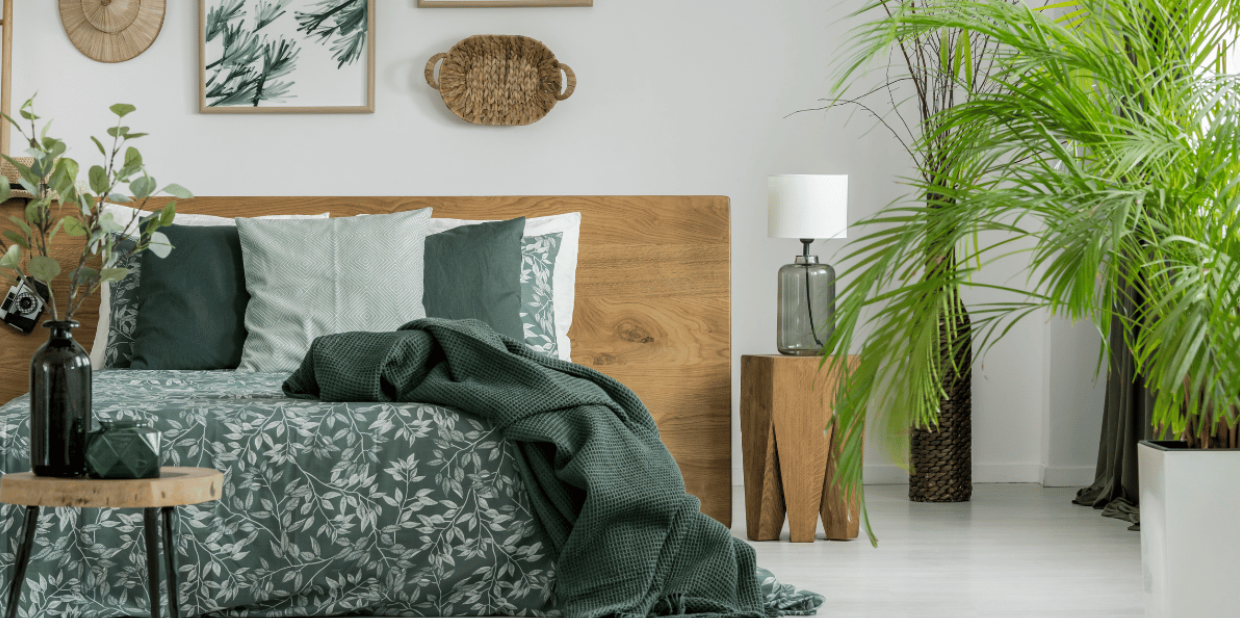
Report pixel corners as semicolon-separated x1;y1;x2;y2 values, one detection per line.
741;354;861;542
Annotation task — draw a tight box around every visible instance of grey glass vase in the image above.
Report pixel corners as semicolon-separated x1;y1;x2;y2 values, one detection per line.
777;254;836;356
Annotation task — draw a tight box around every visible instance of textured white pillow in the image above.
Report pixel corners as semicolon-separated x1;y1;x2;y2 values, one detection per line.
427;213;580;361
236;208;433;372
89;206;330;367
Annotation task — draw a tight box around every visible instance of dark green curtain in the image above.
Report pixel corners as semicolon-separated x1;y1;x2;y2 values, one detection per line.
1073;289;1154;530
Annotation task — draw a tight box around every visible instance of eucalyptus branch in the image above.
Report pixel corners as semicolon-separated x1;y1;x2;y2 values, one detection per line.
0;95;190;325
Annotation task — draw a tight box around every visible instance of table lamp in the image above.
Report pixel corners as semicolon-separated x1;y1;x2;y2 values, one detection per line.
768;174;848;355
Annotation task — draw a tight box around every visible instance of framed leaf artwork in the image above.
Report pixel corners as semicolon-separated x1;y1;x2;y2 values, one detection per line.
199;0;375;113
417;1;591;7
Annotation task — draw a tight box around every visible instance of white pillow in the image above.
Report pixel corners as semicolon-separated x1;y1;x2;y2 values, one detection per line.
427;213;580;361
89;205;330;367
236;208;433;372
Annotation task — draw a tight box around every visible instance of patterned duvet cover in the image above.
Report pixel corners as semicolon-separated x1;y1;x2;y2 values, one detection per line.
0;371;816;618
0;370;557;617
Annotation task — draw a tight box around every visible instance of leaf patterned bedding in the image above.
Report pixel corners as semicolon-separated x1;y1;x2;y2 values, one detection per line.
0;371;819;618
0;370;558;617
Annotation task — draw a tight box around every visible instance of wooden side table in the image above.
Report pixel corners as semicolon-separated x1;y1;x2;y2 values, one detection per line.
0;467;224;618
741;354;861;543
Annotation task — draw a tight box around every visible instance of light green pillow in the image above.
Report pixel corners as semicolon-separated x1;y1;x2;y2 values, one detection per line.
236;209;432;372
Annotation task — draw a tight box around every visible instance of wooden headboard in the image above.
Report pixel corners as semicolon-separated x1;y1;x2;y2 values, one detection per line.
0;196;733;525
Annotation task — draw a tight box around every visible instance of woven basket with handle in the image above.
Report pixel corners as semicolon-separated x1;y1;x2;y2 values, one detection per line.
426;35;576;126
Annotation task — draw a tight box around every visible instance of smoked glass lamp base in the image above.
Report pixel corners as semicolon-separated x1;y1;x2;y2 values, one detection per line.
777;254;836;356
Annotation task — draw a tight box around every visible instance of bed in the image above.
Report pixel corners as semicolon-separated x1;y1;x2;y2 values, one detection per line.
0;196;737;617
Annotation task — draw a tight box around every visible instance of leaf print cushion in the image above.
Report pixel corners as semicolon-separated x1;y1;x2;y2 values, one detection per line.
520;233;562;359
102;237;142;369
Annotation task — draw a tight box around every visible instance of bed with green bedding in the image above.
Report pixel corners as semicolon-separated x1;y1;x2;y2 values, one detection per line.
0;365;819;618
0;370;558;617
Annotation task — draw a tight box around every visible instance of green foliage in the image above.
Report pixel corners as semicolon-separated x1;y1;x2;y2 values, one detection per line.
256;0;293;31
204;1;301;109
827;0;1240;543
296;0;369;68
27;256;60;283
0;96;192;322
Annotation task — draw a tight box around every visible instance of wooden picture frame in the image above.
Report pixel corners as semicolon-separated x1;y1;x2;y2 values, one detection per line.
418;0;592;7
199;0;375;114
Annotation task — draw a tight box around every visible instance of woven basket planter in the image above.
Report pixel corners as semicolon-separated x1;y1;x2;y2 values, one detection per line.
426;35;576;126
909;309;973;503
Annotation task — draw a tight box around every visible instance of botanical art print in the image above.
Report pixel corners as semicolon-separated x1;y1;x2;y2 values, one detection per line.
200;0;374;113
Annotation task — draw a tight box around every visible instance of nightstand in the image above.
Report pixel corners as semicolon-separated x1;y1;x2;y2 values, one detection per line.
0;467;224;618
741;354;861;542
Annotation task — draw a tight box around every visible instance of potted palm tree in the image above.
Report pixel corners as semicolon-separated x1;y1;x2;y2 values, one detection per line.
808;0;1020;504
826;1;1239;615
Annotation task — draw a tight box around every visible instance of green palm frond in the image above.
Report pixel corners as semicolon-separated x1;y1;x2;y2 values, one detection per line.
828;0;1240;545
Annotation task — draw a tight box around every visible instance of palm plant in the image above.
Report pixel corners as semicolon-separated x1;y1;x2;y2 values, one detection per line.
826;0;1240;544
812;0;1019;503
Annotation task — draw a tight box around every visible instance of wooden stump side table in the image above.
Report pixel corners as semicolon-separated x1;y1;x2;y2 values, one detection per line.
0;467;224;618
741;354;861;543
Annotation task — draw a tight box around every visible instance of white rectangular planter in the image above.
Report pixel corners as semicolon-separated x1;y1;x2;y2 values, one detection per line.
1138;441;1240;618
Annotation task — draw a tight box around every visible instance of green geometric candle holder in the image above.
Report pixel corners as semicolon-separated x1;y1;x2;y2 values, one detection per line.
85;420;162;479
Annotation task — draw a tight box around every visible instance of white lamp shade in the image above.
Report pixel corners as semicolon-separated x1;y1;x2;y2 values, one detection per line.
768;174;848;240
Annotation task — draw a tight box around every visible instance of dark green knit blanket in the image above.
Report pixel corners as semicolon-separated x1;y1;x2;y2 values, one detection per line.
283;318;820;618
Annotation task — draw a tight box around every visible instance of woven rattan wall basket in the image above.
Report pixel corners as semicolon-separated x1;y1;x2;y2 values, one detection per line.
426;35;576;126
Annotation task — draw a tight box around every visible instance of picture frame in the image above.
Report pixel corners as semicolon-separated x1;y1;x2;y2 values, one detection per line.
199;0;376;114
417;0;592;7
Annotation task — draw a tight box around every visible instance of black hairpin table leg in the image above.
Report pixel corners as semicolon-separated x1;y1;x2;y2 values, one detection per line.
4;506;39;618
143;508;162;618
161;507;180;618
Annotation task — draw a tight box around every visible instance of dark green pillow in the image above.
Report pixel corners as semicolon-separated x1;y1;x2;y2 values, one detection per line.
130;224;250;370
424;217;526;340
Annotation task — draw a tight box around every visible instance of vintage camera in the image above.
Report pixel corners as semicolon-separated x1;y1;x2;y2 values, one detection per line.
0;279;50;334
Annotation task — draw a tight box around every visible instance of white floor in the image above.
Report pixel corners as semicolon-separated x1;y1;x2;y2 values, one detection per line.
750;484;1143;618
361;483;1143;617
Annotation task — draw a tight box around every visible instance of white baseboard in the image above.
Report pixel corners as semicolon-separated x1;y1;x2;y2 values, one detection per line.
734;463;1056;486
1040;465;1095;488
862;464;908;484
861;463;1045;484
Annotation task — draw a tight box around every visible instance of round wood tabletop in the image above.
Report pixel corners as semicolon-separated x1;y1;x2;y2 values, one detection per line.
0;467;224;508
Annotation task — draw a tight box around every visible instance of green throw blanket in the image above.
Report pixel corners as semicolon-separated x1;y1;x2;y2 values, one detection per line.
283;319;822;618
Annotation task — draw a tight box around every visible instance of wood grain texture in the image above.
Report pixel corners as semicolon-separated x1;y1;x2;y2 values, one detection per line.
741;354;860;542
740;355;785;541
0;467;223;508
0;195;732;526
1;0;11;156
821;423;861;541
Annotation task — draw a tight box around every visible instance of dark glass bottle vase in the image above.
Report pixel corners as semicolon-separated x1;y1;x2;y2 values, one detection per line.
30;320;92;477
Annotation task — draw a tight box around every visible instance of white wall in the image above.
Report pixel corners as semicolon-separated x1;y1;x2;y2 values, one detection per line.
11;0;1102;486
1042;317;1107;487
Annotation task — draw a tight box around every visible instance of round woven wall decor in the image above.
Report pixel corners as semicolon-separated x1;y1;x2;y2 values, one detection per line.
426;35;576;126
59;0;166;63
